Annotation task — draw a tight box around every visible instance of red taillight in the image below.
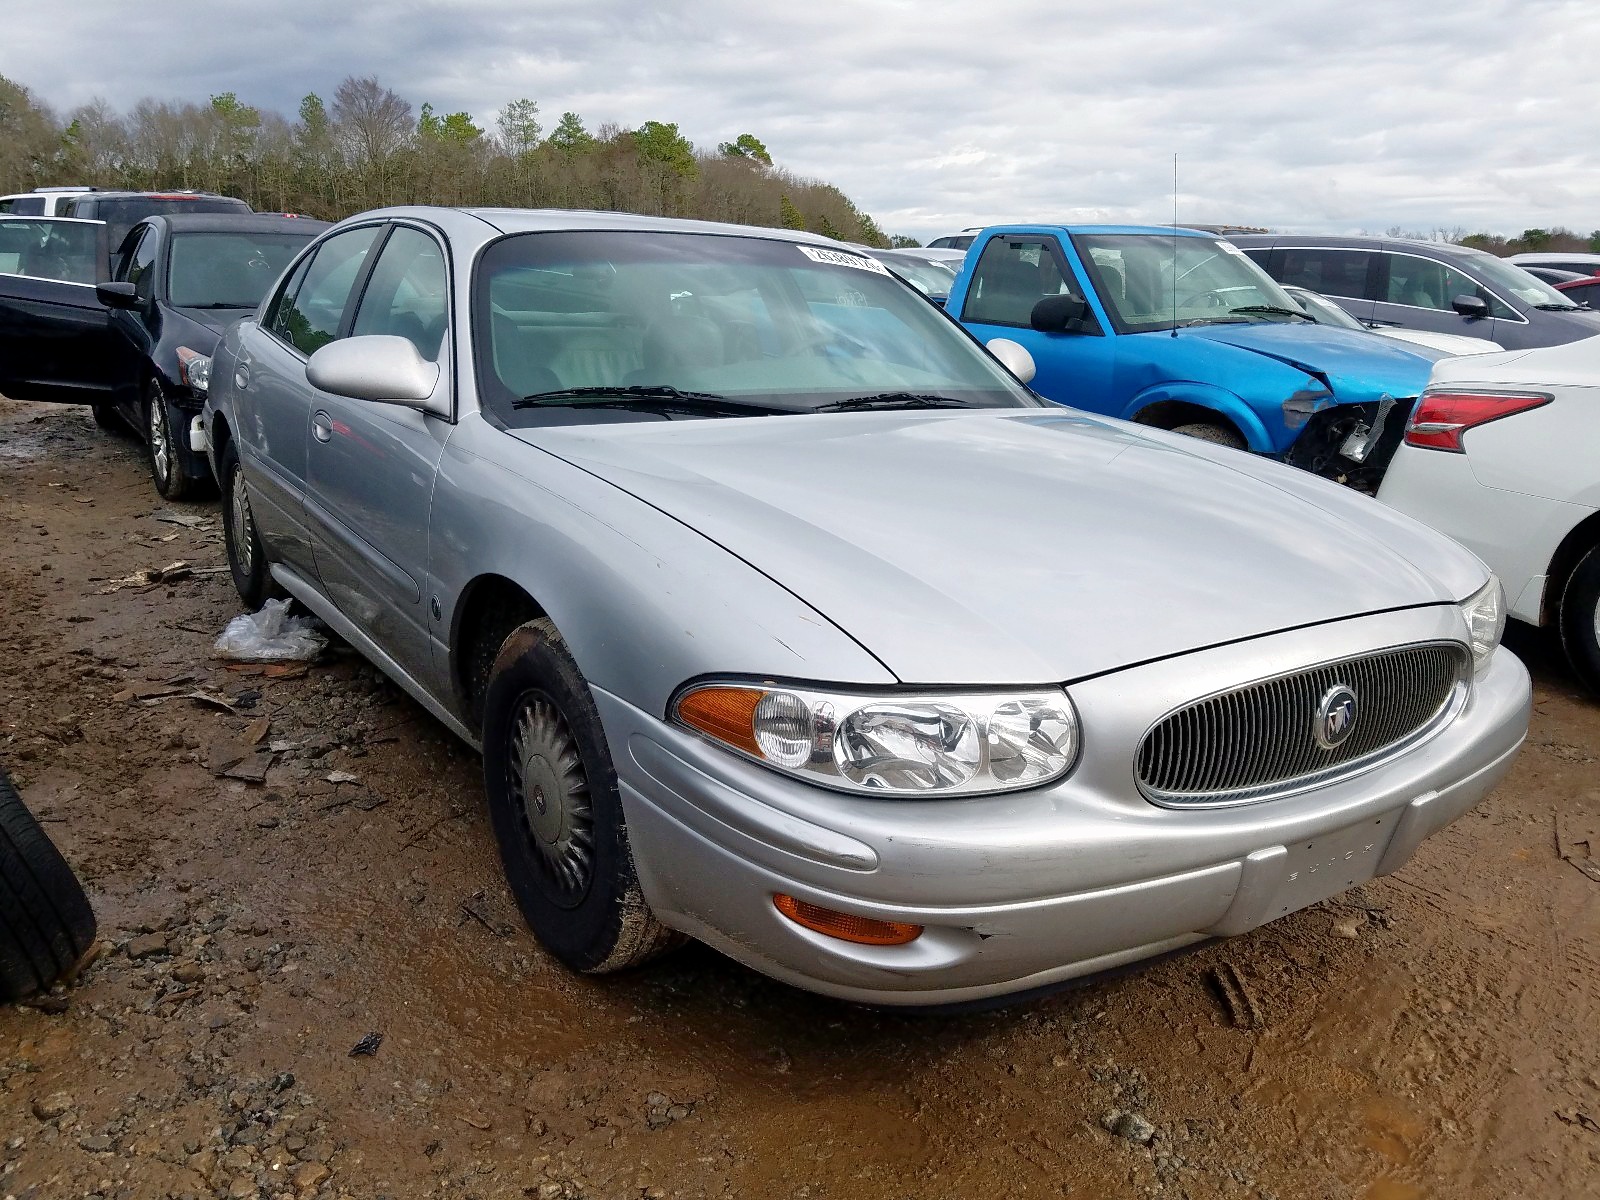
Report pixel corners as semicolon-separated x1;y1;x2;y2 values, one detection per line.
1403;390;1552;453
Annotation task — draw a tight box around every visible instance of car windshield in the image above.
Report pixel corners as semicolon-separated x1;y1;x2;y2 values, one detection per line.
877;255;958;296
1459;249;1580;309
474;230;1039;426
1071;233;1303;333
168;232;315;309
1284;286;1364;330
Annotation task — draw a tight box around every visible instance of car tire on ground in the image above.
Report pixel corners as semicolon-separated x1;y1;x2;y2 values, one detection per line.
220;437;282;610
145;382;191;501
0;766;97;1003
90;403;126;435
481;618;682;974
1557;543;1600;696
1171;421;1247;449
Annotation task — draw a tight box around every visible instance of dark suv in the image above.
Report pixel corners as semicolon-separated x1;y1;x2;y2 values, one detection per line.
57;191;251;264
1229;233;1600;351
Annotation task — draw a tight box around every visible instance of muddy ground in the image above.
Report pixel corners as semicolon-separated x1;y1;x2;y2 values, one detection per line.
0;398;1597;1200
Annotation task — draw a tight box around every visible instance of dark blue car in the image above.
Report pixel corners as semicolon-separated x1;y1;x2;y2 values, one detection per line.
949;224;1441;485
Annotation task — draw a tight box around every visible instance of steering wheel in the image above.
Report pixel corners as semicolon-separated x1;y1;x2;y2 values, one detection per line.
1175;289;1227;310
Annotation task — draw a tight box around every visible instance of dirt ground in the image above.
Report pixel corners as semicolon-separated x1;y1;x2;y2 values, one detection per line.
1;398;1597;1200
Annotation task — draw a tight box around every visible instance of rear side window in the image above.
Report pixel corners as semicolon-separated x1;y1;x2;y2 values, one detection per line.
2;196;46;216
268;225;381;356
1277;248;1371;299
350;226;449;361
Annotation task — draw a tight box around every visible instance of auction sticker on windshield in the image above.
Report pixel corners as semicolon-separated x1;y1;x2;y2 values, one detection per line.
797;245;891;274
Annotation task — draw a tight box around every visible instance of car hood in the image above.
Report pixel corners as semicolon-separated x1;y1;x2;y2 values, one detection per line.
1173;322;1441;402
515;410;1484;684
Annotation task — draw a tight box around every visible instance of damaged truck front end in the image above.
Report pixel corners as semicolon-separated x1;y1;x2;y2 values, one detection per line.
1282;391;1418;493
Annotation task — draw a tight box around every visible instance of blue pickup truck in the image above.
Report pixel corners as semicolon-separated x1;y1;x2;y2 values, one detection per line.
947;224;1442;486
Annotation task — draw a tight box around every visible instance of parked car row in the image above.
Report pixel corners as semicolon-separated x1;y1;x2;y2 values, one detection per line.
6;199;1594;1010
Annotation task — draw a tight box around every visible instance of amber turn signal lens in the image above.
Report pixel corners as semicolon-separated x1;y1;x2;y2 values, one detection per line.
675;686;765;756
773;894;923;946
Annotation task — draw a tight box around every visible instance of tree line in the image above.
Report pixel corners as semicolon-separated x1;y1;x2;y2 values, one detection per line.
0;74;897;247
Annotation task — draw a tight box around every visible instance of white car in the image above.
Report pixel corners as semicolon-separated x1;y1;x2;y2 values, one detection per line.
1378;338;1600;694
1283;286;1498;357
0;186;96;217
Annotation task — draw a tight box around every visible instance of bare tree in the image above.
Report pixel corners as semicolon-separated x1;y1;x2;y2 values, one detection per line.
331;76;413;169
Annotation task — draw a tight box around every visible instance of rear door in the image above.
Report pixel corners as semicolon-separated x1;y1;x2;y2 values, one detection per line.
0;217;116;403
1271;246;1377;322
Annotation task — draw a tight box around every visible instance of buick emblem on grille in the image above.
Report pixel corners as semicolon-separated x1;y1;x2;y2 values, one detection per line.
1315;684;1358;750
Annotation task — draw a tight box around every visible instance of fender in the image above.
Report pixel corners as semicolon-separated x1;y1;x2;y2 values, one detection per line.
1124;381;1279;454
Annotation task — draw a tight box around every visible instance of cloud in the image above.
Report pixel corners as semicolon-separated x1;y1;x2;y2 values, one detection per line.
5;0;1597;240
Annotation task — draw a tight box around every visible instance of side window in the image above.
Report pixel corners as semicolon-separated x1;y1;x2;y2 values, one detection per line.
962;237;1075;327
1277;248;1371;299
349;226;448;361
8;196;46;216
0;217;101;284
1383;256;1481;312
269;225;381;356
121;228;159;299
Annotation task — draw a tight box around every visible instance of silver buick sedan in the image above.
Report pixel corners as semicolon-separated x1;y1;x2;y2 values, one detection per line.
200;207;1531;1007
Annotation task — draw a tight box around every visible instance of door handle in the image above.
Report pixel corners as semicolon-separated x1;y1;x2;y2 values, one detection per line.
312;411;333;443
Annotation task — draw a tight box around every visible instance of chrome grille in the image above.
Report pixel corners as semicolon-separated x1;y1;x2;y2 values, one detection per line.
1135;642;1470;806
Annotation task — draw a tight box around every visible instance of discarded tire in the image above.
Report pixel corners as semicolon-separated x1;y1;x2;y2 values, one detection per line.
0;766;96;1002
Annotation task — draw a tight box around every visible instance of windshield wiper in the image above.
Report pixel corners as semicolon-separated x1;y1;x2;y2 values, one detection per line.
1532;302;1579;311
814;392;971;412
1229;305;1310;320
511;385;771;413
182;302;254;310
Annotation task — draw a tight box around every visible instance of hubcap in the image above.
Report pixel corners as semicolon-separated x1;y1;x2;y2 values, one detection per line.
149;395;171;484
507;693;594;904
229;465;255;574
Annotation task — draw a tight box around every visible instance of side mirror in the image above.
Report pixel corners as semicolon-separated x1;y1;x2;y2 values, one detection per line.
306;335;439;407
1451;294;1490;320
1030;294;1089;333
96;281;141;310
985;337;1036;384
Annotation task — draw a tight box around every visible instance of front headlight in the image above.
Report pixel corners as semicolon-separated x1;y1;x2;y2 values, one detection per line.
1460;575;1505;674
176;346;212;394
673;681;1079;796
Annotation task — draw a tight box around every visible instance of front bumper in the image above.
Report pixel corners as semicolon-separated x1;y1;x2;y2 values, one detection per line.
602;606;1530;1006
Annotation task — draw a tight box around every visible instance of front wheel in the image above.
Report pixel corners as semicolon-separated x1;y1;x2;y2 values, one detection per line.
220;438;281;610
145;383;191;500
1558;543;1600;696
1171;421;1247;450
481;618;681;973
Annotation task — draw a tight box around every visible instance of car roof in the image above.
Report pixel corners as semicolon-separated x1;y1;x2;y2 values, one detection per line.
363;205;873;249
975;223;1215;239
1226;232;1485;259
77;190;244;202
137;213;331;235
1509;251;1600;264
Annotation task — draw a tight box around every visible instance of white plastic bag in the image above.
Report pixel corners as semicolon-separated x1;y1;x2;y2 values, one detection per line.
213;598;328;663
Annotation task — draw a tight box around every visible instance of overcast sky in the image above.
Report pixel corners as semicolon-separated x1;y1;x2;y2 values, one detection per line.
6;0;1597;241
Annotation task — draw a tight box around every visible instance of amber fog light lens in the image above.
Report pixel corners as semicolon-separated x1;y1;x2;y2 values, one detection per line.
773;894;923;946
676;686;765;757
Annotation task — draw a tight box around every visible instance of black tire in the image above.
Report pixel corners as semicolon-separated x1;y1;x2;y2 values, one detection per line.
0;766;96;1002
481;618;681;973
1171;421;1247;450
220;437;282;610
145;382;191;501
90;402;126;435
1557;543;1600;697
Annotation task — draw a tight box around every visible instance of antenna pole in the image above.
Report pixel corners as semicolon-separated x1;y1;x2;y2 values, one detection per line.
1171;153;1179;337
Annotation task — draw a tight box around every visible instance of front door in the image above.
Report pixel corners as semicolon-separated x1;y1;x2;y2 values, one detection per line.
958;233;1114;412
1369;252;1499;343
302;224;453;687
0;217;115;403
